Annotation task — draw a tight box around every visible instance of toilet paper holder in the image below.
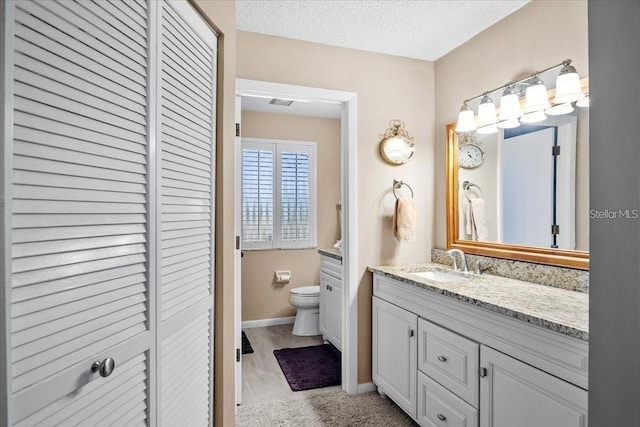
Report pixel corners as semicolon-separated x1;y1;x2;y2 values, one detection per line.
275;270;292;283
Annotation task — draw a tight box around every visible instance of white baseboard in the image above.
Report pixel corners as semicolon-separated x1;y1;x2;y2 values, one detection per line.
241;316;295;329
357;382;377;394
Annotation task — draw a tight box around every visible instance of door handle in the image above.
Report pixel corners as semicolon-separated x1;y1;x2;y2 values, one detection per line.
92;357;116;378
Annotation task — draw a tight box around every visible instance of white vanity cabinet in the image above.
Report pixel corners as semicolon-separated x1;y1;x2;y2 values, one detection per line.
372;297;417;418
319;254;342;351
480;346;587;427
372;273;588;427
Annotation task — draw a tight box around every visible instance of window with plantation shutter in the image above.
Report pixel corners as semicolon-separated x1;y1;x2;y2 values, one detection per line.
242;138;317;250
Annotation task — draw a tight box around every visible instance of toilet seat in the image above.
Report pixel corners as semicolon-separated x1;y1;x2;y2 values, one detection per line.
290;285;320;296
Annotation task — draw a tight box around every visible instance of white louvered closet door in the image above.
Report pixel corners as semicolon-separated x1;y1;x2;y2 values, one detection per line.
5;0;153;425
157;2;216;426
2;0;217;426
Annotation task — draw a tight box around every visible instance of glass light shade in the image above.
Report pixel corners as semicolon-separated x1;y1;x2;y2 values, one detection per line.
477;95;497;127
553;65;585;104
520;110;547;123
476;124;499;134
498;87;522;121
576;95;590;107
524;78;550;113
455;103;476;133
497;118;520;129
545;103;574;116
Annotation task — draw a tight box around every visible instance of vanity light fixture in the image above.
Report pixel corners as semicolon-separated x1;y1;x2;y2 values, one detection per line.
455;102;477;133
546;102;574;116
520;110;548;124
576;95;590;107
553;62;585;104
524;75;551;111
477;95;497;124
454;59;587;134
498;85;522;122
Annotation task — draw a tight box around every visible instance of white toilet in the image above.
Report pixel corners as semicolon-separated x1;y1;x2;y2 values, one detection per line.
289;285;321;336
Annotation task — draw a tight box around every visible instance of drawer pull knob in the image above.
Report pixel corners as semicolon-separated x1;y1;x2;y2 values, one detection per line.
409;329;414;337
437;413;447;421
437;355;447;362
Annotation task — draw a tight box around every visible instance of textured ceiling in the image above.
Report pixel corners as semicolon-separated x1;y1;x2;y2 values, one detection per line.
236;0;530;61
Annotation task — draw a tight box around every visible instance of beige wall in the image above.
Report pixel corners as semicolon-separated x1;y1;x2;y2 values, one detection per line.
191;1;236;425
434;0;589;251
237;31;435;383
240;112;341;321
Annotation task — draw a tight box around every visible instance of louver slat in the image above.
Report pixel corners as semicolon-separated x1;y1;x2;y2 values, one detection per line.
9;0;151;420
161;312;211;425
14;354;148;427
160;0;215;321
157;2;215;424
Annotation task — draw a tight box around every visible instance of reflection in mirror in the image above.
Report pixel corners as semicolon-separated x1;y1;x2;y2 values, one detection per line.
446;86;589;269
458;112;587;251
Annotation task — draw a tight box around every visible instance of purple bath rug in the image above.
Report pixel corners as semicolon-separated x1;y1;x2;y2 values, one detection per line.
273;344;341;391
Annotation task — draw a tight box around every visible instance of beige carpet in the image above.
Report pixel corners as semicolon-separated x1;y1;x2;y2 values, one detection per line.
236;388;418;426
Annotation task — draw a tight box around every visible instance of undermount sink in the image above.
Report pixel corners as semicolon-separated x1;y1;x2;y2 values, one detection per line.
410;269;469;283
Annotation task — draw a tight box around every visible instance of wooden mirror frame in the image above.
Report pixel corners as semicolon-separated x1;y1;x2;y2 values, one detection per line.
446;116;589;270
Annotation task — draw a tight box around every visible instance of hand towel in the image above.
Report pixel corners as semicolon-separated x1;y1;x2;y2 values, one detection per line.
465;198;474;239
394;197;416;242
469;198;489;241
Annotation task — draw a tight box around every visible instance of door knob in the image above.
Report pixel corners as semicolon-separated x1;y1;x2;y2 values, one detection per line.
91;357;116;378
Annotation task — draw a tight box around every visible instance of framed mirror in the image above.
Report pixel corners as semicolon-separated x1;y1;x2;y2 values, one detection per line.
446;83;589;270
379;120;415;165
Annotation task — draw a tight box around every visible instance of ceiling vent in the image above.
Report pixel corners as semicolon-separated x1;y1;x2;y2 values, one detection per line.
269;98;294;107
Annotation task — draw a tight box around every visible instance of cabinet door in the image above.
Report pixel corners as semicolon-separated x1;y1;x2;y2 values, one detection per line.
480;345;587;427
329;275;342;351
5;0;153;424
319;272;331;338
157;1;216;425
372;297;417;419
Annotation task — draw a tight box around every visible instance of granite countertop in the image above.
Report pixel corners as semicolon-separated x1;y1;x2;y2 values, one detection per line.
318;248;342;261
368;263;588;341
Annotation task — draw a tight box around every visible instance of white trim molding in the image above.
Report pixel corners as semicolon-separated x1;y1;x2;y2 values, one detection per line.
241;316;296;329
236;79;358;395
357;382;377;394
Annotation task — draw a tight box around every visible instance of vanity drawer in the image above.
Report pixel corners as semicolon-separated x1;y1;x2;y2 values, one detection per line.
320;255;342;279
418;318;479;407
417;371;478;427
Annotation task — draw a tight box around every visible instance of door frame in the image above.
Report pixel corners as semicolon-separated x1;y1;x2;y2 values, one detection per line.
235;79;358;396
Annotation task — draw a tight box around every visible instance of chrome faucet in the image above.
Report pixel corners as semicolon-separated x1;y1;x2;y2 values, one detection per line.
446;249;468;272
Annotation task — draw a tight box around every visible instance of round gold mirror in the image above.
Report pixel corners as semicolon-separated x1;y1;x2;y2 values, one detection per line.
379;120;415;165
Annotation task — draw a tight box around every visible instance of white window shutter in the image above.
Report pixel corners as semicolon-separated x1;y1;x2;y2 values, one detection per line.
241;139;317;250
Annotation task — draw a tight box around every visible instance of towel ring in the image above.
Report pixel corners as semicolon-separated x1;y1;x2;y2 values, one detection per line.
462;181;484;200
393;179;414;199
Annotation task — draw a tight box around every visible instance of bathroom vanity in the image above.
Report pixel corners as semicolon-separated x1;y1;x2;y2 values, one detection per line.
319;250;343;351
369;264;588;427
